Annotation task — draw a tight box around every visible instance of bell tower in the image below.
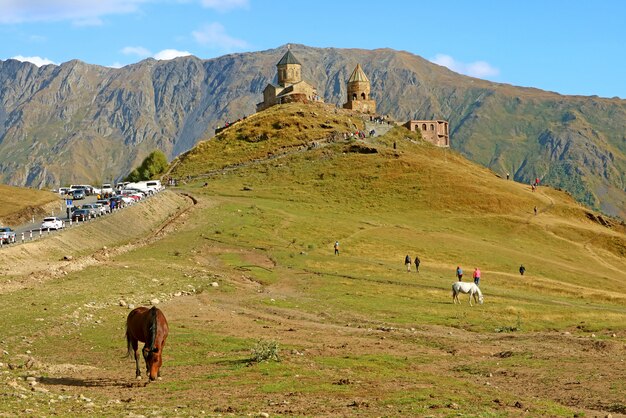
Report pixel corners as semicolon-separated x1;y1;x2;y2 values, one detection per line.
276;47;302;86
343;64;376;114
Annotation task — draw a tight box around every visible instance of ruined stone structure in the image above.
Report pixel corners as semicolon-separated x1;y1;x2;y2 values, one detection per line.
343;64;376;114
256;49;323;112
404;120;450;147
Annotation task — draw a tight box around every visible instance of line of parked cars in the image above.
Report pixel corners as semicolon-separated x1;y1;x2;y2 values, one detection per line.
1;180;164;247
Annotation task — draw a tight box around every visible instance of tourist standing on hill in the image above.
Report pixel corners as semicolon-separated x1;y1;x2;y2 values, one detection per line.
473;267;481;286
334;241;339;256
519;265;526;276
456;266;463;281
414;256;420;273
534;206;538;215
405;255;411;272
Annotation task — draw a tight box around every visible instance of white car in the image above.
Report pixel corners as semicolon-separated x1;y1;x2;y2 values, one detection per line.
101;183;114;194
41;217;65;230
92;203;108;216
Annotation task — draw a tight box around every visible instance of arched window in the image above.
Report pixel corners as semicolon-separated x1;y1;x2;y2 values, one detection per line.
430;124;434;131
352;93;357;100
361;92;366;100
422;124;427;130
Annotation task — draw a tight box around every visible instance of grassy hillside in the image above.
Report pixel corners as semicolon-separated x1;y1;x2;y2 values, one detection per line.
0;184;58;225
168;102;368;179
1;104;625;417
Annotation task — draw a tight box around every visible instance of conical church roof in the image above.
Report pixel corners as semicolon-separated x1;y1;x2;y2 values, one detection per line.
348;64;369;83
277;50;301;66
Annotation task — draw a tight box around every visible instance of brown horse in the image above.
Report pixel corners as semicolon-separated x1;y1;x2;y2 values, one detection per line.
125;306;169;381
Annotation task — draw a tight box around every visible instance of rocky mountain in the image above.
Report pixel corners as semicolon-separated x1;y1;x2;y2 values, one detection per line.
0;44;625;218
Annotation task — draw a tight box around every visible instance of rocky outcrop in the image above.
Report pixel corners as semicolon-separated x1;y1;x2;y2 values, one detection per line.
0;45;625;218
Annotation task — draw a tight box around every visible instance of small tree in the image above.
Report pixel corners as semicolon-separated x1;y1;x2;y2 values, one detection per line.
125;150;168;181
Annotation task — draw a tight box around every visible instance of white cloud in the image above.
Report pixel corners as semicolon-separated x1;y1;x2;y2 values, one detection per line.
192;22;247;50
430;54;500;79
11;55;58;66
122;46;152;58
153;49;192;60
108;62;124;68
0;0;148;24
200;0;249;12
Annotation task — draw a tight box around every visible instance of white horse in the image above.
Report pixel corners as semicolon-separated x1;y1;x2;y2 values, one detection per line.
452;282;484;306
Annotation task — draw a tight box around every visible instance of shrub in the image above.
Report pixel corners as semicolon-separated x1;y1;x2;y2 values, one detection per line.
251;339;280;363
125;150;168;181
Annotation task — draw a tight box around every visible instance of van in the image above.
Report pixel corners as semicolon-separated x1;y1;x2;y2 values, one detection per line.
124;180;163;194
70;184;94;195
145;180;162;191
101;183;114;194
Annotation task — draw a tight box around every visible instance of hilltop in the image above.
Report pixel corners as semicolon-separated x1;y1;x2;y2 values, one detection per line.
0;104;625;416
0;45;625;219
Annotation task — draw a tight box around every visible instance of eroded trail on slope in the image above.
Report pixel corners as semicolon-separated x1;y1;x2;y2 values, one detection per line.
0;191;196;295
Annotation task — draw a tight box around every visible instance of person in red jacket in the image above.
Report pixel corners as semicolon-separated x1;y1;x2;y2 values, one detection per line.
473;267;481;286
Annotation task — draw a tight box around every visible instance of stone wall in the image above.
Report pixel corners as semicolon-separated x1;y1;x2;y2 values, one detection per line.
344;99;377;114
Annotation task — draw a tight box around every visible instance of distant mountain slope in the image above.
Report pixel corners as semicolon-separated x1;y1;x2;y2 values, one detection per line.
0;45;624;218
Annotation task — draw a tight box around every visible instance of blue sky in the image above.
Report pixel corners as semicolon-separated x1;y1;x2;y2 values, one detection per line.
1;0;625;98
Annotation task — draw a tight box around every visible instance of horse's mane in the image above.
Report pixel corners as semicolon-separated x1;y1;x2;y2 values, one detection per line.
148;307;158;351
474;285;483;297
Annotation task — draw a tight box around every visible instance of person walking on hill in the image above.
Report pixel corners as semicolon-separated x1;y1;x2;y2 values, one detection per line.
456;266;463;281
534;206;538;216
473;267;481;286
334;241;339;256
414;256;420;273
519;265;526;276
405;255;411;272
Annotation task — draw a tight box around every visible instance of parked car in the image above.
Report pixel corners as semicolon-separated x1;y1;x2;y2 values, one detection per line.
81;204;100;217
95;200;111;214
58;187;71;195
0;227;16;244
41;217;65;230
93;203;108;216
71;209;91;222
69;184;94;195
71;189;86;200
124;180;163;194
101;183;114;195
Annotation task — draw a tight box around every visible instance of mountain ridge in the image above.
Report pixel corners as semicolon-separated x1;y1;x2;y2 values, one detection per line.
0;44;624;218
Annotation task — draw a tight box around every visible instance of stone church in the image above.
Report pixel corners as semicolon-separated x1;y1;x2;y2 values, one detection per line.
256;49;323;112
343;64;376;114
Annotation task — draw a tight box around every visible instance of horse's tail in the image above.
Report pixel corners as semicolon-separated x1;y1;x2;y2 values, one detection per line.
125;320;133;358
451;283;458;296
147;306;158;351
